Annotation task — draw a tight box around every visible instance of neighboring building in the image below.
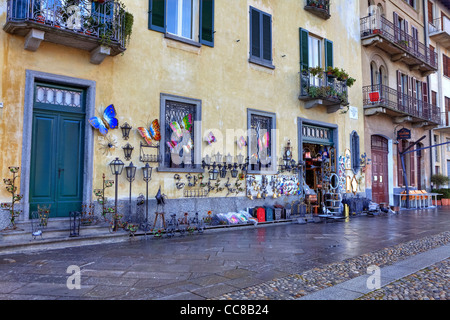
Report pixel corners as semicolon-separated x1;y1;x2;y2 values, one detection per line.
360;0;441;206
427;0;450;186
0;0;364;229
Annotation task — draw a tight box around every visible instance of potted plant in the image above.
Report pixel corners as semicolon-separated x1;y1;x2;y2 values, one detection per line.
338;69;348;81
309;66;324;78
1;167;23;230
346;77;356;87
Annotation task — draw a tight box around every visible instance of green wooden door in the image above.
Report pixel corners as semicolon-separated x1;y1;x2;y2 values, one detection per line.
29;84;86;218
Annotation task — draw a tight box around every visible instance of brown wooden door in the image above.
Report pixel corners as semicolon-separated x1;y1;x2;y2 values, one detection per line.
372;136;389;204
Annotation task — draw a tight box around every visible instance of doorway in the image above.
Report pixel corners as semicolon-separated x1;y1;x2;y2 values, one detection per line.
371;135;389;204
29;83;86;218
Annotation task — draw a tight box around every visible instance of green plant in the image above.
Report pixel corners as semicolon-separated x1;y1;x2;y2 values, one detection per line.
431;174;450;189
346;77;356;87
309;66;324;78
123;11;134;47
338;68;348;80
1;167;23;230
307;86;320;98
326;67;340;77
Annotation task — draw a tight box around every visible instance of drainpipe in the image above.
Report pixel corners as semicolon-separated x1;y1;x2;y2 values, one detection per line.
424;0;434;190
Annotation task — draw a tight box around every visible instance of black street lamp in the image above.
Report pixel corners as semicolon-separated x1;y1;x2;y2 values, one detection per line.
122;143;134;161
125;162;136;221
120;122;132;140
109;157;124;222
142;163;153;232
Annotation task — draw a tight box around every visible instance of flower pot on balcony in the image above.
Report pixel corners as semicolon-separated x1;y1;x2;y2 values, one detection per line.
373;29;381;34
36;15;45;24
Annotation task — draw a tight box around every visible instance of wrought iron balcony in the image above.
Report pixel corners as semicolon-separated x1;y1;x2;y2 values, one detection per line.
299;70;349;113
363;84;441;126
360;15;438;75
3;0;132;64
304;0;330;20
429;16;450;49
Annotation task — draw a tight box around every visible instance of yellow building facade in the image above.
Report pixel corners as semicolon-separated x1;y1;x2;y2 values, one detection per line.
0;0;364;227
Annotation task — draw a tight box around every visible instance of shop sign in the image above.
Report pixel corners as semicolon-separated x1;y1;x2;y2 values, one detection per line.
397;128;411;140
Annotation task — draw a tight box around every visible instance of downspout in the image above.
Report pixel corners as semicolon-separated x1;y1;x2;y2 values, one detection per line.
423;0;434;190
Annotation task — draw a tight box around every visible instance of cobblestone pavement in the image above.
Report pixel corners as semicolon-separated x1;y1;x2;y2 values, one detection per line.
0;208;449;300
357;258;449;300
216;231;450;300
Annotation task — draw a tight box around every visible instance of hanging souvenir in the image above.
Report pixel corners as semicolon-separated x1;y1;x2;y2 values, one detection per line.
167;140;178;151
258;132;269;150
170;121;183;138
138;119;161;145
89;104;119;136
205;131;216;145
182;114;193;132
237;136;247;149
183;138;194;153
99;134;118;156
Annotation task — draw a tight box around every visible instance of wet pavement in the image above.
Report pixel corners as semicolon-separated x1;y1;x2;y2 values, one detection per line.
0;208;449;301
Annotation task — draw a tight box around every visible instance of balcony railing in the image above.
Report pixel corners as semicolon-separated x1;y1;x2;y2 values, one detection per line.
363;84;441;125
4;0;130;61
299;70;348;112
428;16;450;49
360;15;438;71
304;0;330;20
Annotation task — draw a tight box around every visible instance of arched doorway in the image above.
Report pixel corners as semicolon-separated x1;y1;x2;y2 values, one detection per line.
371;135;389;204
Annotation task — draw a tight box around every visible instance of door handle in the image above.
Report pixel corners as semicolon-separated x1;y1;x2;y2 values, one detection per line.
58;168;64;178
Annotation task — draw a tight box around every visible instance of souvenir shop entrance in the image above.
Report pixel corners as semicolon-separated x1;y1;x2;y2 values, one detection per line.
298;119;339;215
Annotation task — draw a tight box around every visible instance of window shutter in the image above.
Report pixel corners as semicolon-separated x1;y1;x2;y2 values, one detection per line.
200;0;214;47
262;13;272;62
397;70;403;107
325;39;333;70
250;8;261;59
149;0;166;32
411;77;417;111
422;81;429;118
398;141;404;187
299;28;309;72
410;142;416;187
407;75;412;111
393;12;399;41
444;55;447;77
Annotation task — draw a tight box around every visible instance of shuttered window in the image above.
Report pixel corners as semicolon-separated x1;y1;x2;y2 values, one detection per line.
299;28;309;72
351;131;360;174
325;39;333;70
199;0;214;46
148;0;215;47
444;54;450;78
299;28;333;73
249;7;273;68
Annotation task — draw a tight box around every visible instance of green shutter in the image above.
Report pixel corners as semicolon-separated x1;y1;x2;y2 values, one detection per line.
262;13;272;62
325;39;333;69
251;8;261;58
149;0;165;33
200;0;214;47
300;28;309;72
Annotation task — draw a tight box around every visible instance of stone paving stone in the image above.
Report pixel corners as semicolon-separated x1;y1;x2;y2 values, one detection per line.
155;291;205;300
82;284;132;299
11;282;94;298
188;274;230;286
191;283;238;299
0;281;27;294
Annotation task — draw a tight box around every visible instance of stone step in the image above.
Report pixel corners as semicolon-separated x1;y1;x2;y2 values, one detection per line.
0;217;132;255
0;231;131;255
